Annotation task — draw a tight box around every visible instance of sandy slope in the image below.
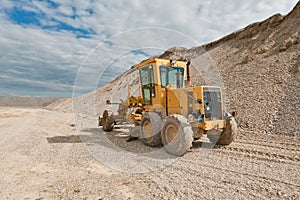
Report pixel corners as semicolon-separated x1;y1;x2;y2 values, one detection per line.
0;107;299;199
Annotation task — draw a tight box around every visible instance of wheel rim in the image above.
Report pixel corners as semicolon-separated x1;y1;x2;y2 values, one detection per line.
165;124;177;144
143;120;152;138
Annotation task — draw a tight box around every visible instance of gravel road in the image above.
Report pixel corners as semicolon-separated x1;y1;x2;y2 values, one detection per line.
0;107;299;199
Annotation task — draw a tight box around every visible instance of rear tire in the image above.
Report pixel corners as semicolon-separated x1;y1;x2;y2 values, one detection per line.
102;110;114;132
140;112;162;147
161;115;193;156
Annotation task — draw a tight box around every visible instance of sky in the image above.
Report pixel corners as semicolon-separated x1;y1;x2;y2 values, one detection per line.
0;0;298;97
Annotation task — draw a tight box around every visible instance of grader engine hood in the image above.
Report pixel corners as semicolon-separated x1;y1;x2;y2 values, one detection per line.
166;86;225;130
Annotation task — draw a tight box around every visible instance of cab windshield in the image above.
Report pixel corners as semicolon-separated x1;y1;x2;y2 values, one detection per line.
160;66;184;88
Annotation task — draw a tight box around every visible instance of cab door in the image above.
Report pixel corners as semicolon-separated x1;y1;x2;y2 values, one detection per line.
139;66;155;105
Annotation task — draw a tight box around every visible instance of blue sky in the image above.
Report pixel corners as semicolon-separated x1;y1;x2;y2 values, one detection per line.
0;0;298;97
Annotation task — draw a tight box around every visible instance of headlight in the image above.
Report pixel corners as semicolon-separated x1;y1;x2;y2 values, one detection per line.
188;114;195;121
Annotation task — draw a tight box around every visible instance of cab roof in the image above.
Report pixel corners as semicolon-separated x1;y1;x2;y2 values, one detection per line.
133;57;187;68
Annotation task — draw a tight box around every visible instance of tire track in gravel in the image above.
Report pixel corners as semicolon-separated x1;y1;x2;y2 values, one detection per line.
238;136;300;149
190;138;300;166
238;132;300;146
211;147;300;167
178;144;300;185
133;147;300;199
163;164;264;199
175;157;300;188
219;145;300;162
235;139;300;152
211;148;300;168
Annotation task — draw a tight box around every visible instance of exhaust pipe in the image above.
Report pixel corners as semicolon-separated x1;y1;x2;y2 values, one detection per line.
187;60;191;84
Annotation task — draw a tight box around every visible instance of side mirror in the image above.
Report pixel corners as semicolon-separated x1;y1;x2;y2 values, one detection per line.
196;99;202;104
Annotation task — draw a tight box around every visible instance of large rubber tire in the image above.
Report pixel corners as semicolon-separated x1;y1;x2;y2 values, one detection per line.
140;112;162;147
161;115;193;156
217;115;237;145
102;110;114;132
207;114;237;145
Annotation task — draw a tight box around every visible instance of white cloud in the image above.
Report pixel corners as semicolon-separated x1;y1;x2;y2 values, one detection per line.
0;0;14;9
0;0;298;97
57;5;73;17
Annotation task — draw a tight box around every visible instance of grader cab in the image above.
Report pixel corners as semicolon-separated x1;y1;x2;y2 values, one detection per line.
99;57;237;156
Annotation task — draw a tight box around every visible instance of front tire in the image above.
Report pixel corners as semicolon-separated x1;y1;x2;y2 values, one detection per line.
161;115;193;156
207;113;237;145
217;115;237;145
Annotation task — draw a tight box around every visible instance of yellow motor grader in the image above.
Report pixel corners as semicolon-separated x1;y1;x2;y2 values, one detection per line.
99;57;237;156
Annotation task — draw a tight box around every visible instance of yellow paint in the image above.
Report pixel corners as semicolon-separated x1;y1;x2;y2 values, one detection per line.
125;57;226;131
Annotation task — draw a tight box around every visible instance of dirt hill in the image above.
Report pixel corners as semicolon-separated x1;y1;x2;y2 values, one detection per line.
47;1;299;136
0;96;61;107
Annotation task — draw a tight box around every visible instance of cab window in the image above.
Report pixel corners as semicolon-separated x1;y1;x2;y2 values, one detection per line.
160;66;184;88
